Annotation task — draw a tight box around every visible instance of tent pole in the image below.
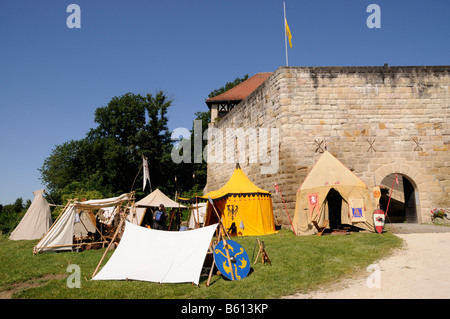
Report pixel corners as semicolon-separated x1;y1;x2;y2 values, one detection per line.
208;197;235;280
384;177;395;225
130;163;143;193
92;215;125;278
92;201;131;278
206;257;216;287
36;241;109;251
275;184;296;236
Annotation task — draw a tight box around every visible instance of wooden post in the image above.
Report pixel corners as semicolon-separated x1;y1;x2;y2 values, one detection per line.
92;200;131;278
208;196;234;281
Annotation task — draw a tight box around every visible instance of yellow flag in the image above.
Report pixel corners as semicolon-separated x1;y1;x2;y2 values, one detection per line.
285;18;292;48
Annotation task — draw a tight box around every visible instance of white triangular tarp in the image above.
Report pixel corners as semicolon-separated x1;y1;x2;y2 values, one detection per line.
92;222;218;285
10;189;52;241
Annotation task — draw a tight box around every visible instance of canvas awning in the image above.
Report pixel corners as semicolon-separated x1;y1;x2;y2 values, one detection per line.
92;222;218;285
74;193;130;210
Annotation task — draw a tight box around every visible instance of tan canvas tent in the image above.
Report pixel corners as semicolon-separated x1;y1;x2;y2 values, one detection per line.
10;189;52;241
292;151;375;235
136;188;185;209
34;193;131;253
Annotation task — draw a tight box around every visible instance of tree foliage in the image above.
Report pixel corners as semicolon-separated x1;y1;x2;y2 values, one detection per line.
208;74;249;98
174;75;249;198
39;75;250;205
0;198;31;234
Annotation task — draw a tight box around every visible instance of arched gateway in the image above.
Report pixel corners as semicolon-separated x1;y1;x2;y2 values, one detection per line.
205;66;450;229
374;163;424;223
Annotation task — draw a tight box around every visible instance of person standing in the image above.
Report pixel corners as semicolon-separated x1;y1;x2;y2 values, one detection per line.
153;204;168;230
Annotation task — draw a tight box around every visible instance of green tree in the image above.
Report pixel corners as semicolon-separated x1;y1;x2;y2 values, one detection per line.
208;74;249;98
40;91;175;203
0;197;29;234
173;74;249;198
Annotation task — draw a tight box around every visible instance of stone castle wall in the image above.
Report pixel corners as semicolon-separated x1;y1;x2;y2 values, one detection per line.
205;66;450;227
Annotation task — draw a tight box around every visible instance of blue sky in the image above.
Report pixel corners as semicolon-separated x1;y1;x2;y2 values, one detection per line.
0;0;448;204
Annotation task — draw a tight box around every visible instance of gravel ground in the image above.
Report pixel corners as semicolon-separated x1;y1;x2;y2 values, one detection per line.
285;223;450;299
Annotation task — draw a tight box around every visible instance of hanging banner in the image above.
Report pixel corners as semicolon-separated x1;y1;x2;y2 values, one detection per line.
308;193;319;218
372;186;381;207
349;198;365;222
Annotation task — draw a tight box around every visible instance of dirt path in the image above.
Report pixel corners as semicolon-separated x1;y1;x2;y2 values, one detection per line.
285;224;450;299
0;274;66;299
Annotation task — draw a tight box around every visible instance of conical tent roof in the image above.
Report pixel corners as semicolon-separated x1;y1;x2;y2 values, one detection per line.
136;188;185;208
300;151;367;191
10;189;52;241
203;164;276;236
204;164;270;200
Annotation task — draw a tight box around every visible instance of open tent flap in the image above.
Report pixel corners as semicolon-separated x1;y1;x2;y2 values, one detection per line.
204;194;276;236
34;205;77;253
125;205;147;226
92;222;219;285
188;203;207;229
33;193;132;253
294;186;375;236
73;210;97;238
292;152;375;236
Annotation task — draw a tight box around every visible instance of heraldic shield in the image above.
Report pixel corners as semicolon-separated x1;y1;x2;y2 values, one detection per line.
214;239;250;280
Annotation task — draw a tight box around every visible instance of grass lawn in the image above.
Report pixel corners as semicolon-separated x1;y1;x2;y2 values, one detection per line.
0;229;403;299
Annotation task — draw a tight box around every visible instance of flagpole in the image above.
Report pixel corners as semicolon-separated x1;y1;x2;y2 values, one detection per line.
284;1;288;66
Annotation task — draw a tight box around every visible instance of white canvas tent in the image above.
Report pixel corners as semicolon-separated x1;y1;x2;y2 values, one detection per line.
33;193;131;253
188;202;207;229
136;188;185;209
10;189;52;241
92;222;218;285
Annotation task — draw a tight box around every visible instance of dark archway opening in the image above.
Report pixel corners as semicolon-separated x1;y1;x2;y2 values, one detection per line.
327;188;343;229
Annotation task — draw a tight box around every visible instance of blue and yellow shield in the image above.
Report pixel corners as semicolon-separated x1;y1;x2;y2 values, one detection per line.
213;239;250;281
